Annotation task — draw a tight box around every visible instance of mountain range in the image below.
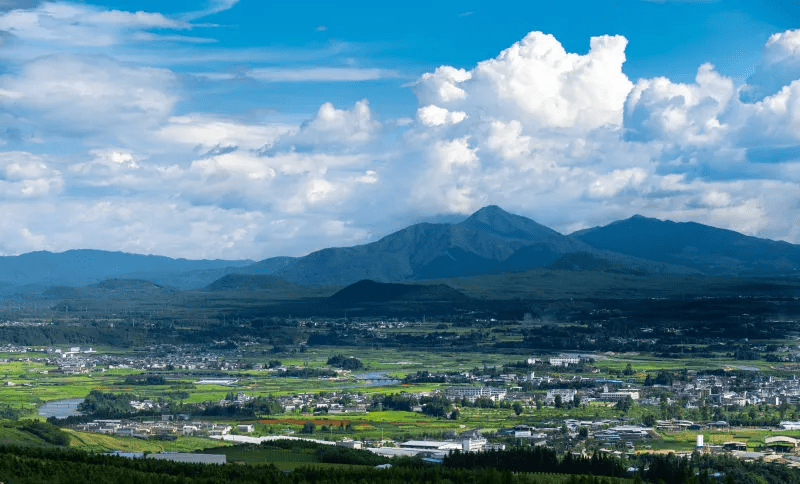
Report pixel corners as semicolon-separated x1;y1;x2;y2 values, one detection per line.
1;206;798;296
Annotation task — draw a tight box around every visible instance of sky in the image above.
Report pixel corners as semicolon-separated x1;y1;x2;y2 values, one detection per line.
1;0;800;260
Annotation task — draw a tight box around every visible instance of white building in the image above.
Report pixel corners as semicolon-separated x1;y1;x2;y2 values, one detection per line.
599;391;640;402
545;389;576;405
445;386;507;402
462;438;488;452
549;355;580;367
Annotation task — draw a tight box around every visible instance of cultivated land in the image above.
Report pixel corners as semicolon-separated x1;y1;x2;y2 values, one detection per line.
2;259;800;481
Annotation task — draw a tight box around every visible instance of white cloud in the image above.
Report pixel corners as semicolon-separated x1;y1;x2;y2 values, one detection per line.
741;29;800;102
132;32;217;44
399;29;800;248
415;32;633;131
587;168;649;198
0;2;188;46
624;63;734;144
417;105;467;126
285;100;382;148
431;137;478;171
248;67;394;82
484;120;532;160
0;54;177;139
0;151;61;198
70;149;139;175
414;66;471;105
190;151;276;181
157;114;293;152
181;0;239;20
0;197;264;258
738;80;800;147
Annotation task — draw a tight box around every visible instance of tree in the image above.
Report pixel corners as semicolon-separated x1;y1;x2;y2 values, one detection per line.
623;363;634;376
780;401;789;420
616;395;634;413
327;354;364;371
555;394;563;409
512;402;524;416
301;421;316;434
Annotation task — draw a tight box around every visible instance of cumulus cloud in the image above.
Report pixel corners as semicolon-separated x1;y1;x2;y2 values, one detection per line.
414;32;633;131
417;105;467;126
277;100;382;151
741;29;800;102
414;66;471;105
405;32;640;217
400;29;800;248
737;80;800;149
484;120;532;161
624;63;734;144
0;54;177;139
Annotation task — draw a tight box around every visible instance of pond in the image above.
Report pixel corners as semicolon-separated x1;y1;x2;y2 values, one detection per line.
350;372;401;386
38;398;85;419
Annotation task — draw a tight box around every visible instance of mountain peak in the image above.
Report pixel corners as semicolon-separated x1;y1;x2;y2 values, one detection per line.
470;205;509;217
459;205;560;241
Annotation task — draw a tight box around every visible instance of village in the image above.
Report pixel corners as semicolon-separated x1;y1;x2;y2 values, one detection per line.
3;339;797;469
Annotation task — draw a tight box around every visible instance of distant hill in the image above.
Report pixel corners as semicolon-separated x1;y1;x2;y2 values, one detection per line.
329;279;469;304
41;279;178;301
571;215;800;276
0;250;251;292
204;274;294;292
125;257;296;290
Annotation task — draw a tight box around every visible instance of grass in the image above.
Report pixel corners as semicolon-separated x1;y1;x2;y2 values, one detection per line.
0;420;57;447
65;430;232;453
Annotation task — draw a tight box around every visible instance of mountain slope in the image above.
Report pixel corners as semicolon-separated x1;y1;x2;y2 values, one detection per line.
274;206;596;285
203;274;294;292
124;256;296;290
41;279;179;301
571;215;800;275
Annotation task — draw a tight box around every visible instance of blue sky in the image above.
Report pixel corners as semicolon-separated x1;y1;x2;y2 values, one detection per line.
1;0;800;259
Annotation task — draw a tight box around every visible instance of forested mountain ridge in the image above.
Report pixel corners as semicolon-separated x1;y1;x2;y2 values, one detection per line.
2;207;799;295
